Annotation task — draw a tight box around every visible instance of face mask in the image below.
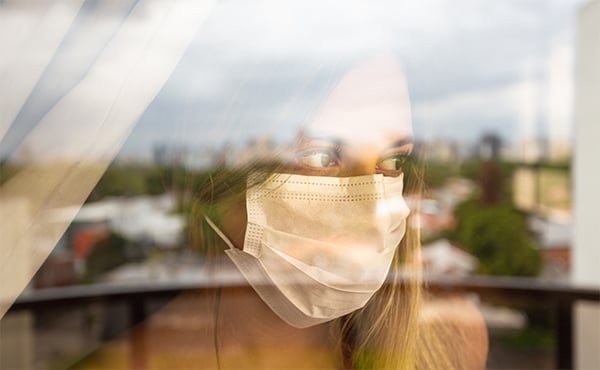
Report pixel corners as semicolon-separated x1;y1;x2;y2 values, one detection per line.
206;173;410;328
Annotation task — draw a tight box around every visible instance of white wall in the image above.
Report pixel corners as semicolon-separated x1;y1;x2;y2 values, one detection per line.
574;1;600;368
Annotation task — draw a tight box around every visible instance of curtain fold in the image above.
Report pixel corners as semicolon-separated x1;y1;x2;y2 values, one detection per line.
0;0;215;320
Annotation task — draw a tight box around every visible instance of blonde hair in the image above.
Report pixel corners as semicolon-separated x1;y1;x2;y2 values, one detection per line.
331;157;423;370
332;161;475;370
338;227;423;369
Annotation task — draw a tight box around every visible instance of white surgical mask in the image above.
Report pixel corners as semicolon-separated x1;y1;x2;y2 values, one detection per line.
206;172;410;328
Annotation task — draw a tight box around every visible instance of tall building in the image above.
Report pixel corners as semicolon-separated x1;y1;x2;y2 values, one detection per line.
477;133;502;161
516;62;543;163
545;44;574;162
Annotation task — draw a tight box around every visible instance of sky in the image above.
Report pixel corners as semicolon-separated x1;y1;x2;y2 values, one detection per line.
0;0;589;162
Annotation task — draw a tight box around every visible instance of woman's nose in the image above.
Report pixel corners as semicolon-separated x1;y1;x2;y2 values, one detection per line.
337;153;378;177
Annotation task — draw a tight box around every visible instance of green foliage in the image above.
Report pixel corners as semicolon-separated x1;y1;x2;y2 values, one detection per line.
460;160;515;179
83;233;144;283
91;166;148;198
87;163;251;201
498;325;555;352
450;199;542;276
421;160;460;190
88;164;197;200
458;160;482;181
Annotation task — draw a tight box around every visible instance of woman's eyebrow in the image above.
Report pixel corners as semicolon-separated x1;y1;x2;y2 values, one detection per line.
385;138;413;149
300;136;412;151
302;136;343;149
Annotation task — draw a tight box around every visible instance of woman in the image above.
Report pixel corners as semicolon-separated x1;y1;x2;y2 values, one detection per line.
0;2;487;367
184;56;489;369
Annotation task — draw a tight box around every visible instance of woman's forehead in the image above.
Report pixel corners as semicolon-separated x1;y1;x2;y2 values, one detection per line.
305;57;413;146
304;111;412;147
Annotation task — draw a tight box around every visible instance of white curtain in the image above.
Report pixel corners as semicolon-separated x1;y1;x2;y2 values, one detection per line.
0;0;214;319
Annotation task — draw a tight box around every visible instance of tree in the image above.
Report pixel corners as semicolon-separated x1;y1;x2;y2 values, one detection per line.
448;159;542;277
83;233;144;283
452;199;542;276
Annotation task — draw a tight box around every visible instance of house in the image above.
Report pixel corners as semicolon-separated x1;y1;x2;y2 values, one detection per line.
421;239;478;276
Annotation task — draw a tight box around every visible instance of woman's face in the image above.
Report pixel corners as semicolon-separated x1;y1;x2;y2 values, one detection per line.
221;57;413;249
290;57;414;178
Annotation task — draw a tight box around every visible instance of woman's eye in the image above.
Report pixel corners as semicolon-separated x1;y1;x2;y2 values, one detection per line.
297;150;338;168
377;154;408;173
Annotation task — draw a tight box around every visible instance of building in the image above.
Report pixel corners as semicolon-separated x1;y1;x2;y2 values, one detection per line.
421;239;478;276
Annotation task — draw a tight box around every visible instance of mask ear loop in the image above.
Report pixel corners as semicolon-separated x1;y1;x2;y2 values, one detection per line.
205;216;237;250
204;215;229;370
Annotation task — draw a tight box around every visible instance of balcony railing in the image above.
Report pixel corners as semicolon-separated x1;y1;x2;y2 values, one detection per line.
6;274;600;370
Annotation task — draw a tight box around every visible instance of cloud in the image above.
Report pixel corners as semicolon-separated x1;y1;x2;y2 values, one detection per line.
412;79;543;143
1;0;583;160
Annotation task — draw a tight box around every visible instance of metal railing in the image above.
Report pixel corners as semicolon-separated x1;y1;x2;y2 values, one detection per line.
7;275;600;370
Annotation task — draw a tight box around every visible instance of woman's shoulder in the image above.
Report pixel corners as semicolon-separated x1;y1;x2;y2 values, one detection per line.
419;293;489;370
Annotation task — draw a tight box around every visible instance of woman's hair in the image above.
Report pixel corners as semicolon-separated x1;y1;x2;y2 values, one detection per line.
336;158;424;370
